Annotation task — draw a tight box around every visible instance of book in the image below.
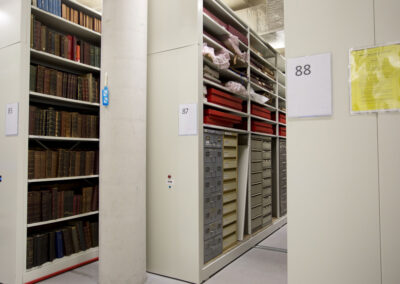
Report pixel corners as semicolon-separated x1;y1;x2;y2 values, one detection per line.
26;237;34;269
55;230;64;258
70;225;80;253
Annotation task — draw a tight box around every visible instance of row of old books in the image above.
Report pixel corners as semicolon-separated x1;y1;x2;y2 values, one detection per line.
27;220;99;269
31;0;102;33
30;64;99;103
28;186;99;224
31;16;101;67
28;149;98;180
29;106;99;138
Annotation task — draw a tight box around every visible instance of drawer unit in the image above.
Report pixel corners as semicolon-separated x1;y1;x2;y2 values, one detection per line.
262;214;272;226
223;232;237;250
251;151;262;161
223;180;236;192
251;205;262;219
251;161;262;173
262;186;272;197
204;162;223;179
251;172;262;184
223;135;237;147
204;192;222;224
262;159;272;169
251;194;262;207
251;140;263;151
204;148;223;163
223;158;237;169
223;201;236;215
204;177;222;195
262;178;272;187
223;190;236;204
223;211;237;227
251;216;262;231
223;222;237;238
223;148;237;159
204;234;223;263
262;151;272;160
263;205;272;216
262;169;272;178
224;169;237;181
204;220;222;241
251;183;262;196
263;195;272;206
204;129;223;148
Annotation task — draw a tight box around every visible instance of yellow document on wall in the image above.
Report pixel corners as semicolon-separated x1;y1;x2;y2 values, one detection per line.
350;44;400;113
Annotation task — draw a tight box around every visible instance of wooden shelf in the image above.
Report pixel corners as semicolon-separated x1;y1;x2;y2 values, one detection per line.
27;211;99;228
28;175;99;183
31;6;101;44
30;49;100;73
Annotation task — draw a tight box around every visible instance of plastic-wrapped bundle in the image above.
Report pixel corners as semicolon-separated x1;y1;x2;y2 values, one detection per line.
203;43;230;69
249;87;269;105
224;81;247;96
221;34;247;62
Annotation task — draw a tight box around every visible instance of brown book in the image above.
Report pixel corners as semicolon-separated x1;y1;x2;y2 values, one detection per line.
28;150;35;179
36;65;45;93
26;237;34;269
56;71;63;97
91;186;99;211
70;226;80;253
43;68;51;95
63;151;71;177
55;111;61;137
62;228;73;256
82;187;93;213
49;69;57;96
29;106;37;135
51;187;59;219
30;15;34;48
46;28;52;54
71;112;79;137
33;151;41;179
40;25;46;52
62;72;68;98
69;151;76;176
65;112;72;137
51;151;58;177
27;191;41;223
63;35;69;59
77;115;82;138
57;149;65;177
45;150;53;177
83;222;92;248
80;151;86;176
54;33;60;56
40;151;46;178
33;19;41;50
61;3;67;19
41;190;52;221
58;190;64;218
74;152;81;176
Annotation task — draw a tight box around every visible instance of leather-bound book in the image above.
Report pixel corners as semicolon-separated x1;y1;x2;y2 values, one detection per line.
36;65;45;93
62;227;73;256
40;25;47;52
70;225;80;253
43;68;51;95
54;33;60;56
33;19;41;50
26;236;34;269
75;221;86;251
30;65;37;91
48;231;56;262
55;230;64;258
49;70;57;96
51;187;58;219
41;190;52;221
28;150;35;179
83;222;92;248
56;71;63;97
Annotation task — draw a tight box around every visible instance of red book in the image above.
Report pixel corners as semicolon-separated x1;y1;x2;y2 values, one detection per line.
251;104;272;120
76;44;81;62
67;35;73;60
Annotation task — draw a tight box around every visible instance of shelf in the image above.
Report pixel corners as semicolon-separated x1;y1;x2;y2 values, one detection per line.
29;135;99;142
250;65;276;84
30;49;100;73
249;99;276;111
27;211;99;228
28;175;99;183
278;122;286;126
204;102;248;117
278;109;286;114
250;131;277;138
204;124;248;134
24;247;98;283
277;71;285;85
204;0;247;33
250;115;277;124
63;0;102;18
249;31;275;59
31;6;101;44
203;34;233;56
203;78;248;100
250;49;276;71
203;13;248;51
279;136;287;139
204;57;248;83
30;92;100;109
250;82;276;97
278;96;286;101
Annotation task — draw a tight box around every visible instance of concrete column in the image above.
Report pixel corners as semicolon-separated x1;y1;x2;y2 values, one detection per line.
99;0;147;283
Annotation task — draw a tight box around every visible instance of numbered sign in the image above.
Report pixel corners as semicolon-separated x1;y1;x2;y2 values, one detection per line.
178;104;198;136
287;53;332;118
5;103;18;136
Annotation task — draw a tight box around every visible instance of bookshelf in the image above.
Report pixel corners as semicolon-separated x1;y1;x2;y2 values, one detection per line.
0;1;101;283
147;0;287;283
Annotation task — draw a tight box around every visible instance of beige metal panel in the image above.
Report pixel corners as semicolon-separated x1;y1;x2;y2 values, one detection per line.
374;1;400;282
147;45;201;283
0;43;29;284
99;0;147;283
0;0;22;49
285;0;382;284
148;0;201;54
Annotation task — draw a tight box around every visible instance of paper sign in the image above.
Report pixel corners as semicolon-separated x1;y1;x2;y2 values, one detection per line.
5;103;18;136
350;44;400;113
179;104;197;136
287;53;332;118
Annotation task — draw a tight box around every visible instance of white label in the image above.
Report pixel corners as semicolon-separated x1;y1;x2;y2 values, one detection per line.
287;53;332;118
5;103;18;136
179;104;198;136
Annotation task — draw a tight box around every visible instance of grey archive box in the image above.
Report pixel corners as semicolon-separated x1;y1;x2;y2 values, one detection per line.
251;183;262;196
204;191;223;225
204;177;222;195
204;129;223;148
251;139;263;151
204;219;223;241
251;150;263;161
204;162;223;179
204;234;223;263
263;205;272;216
204;148;223;164
262;214;272;226
251;161;263;173
251;205;262;219
251;216;262;232
263;186;272;197
262;159;272;169
251;172;263;184
251;194;262;207
262;141;272;150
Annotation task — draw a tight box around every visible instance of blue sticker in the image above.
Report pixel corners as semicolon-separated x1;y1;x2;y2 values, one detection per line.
102;86;109;106
0;176;2;182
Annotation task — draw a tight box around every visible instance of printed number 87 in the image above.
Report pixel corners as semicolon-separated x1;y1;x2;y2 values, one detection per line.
295;64;311;76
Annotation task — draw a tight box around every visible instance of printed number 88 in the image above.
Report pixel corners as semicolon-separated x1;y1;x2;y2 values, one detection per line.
295;64;311;76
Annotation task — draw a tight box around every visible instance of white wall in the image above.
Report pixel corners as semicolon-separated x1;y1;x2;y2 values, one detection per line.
286;0;400;283
99;0;147;283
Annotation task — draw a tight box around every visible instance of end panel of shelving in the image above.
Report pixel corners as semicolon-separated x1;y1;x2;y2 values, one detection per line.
148;0;201;54
147;44;201;283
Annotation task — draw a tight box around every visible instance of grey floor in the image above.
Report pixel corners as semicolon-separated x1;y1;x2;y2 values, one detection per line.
40;225;287;284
